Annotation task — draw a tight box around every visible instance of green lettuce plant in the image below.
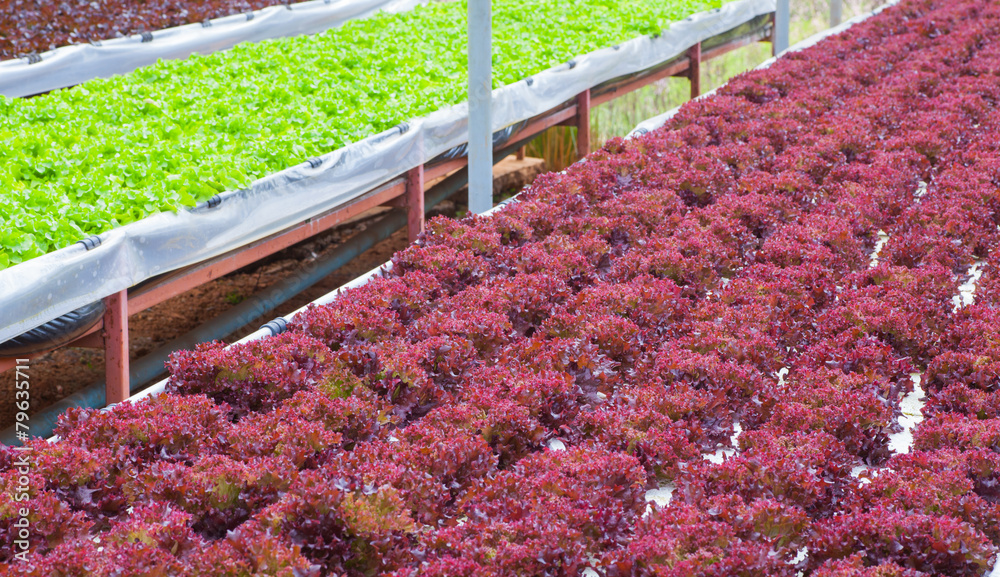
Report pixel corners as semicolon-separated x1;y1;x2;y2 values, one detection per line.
0;0;721;269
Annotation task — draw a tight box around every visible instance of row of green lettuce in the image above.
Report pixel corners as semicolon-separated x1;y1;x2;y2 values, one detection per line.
0;0;721;270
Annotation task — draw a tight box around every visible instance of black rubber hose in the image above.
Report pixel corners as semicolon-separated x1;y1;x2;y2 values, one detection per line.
0;301;105;357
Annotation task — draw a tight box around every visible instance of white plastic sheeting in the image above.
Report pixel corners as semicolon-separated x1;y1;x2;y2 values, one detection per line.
0;0;425;98
0;0;775;343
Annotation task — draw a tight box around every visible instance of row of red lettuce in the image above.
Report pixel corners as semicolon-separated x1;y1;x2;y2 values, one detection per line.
5;0;1000;574
1;0;288;61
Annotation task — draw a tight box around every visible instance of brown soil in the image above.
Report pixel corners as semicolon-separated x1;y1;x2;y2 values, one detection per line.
0;156;545;431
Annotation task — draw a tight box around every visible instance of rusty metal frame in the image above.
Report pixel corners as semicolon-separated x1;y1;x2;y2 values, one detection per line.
103;290;129;404
592;57;691;107
0;19;776;393
687;43;702;99
576;89;592;159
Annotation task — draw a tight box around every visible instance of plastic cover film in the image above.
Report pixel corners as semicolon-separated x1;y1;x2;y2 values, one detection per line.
433;121;529;163
0;0;775;343
0;0;425;98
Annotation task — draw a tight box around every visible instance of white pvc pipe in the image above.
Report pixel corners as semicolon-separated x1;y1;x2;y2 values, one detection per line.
467;0;493;214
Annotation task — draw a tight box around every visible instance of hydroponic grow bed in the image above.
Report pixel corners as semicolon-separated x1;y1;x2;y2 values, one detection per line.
0;0;772;343
10;0;1000;574
0;0;427;98
0;0;354;61
0;0;722;268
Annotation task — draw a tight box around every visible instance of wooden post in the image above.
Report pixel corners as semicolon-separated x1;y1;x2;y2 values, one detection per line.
688;42;702;99
516;146;526;161
406;164;425;243
576;89;591;160
103;290;129;405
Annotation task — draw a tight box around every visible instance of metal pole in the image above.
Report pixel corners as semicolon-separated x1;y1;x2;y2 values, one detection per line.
468;0;493;214
774;0;790;54
830;0;842;27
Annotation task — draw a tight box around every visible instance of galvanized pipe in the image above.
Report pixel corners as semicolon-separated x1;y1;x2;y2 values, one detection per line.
775;0;790;54
830;0;843;27
467;0;493;214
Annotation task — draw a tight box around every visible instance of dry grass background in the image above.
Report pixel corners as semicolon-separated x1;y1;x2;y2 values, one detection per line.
526;0;885;170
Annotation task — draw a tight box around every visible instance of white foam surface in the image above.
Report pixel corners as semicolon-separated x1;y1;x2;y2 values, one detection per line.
952;261;984;311
886;374;925;455
869;229;890;267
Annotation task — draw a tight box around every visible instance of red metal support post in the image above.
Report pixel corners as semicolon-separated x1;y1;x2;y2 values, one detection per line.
688;42;702;99
406;164;425;243
576;89;591;159
769;12;777;56
103;290;130;405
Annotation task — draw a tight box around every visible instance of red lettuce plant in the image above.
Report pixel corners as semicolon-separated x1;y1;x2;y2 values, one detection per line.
18;0;1000;572
166;332;335;416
